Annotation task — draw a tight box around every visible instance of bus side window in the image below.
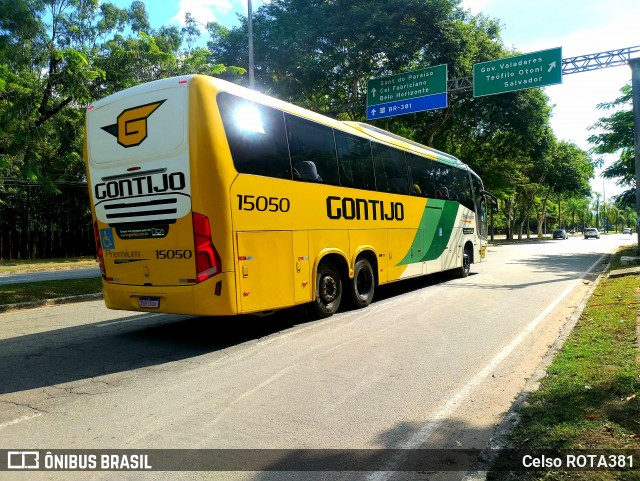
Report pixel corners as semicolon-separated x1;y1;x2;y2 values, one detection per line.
434;164;454;200
406;153;435;198
372;143;409;195
334;131;375;190
453;167;474;211
217;93;291;180
284;113;340;186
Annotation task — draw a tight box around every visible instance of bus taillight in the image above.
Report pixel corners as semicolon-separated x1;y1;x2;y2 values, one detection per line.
193;212;222;283
93;221;106;278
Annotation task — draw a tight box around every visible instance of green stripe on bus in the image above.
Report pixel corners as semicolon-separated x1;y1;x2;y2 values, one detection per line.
398;200;460;265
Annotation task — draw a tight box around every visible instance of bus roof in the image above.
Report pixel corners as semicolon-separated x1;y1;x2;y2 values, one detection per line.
343;122;465;168
91;74;469;171
203;76;467;169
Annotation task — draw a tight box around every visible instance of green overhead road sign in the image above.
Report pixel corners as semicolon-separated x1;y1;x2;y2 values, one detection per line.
367;65;447;106
366;65;448;119
473;47;562;97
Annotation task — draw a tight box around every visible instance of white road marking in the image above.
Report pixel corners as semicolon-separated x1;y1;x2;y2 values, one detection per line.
96;314;163;328
367;253;607;480
0;413;43;430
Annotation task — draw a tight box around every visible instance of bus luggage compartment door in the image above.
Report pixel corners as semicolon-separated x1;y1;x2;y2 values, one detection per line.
236;231;296;313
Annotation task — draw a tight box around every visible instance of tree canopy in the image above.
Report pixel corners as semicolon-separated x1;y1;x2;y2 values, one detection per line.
0;0;598;239
207;0;595;236
588;84;635;208
0;0;243;188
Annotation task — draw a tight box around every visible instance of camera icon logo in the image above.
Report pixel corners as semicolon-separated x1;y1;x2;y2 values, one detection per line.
7;451;39;469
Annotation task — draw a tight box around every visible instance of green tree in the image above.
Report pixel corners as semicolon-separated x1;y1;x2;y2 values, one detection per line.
534;141;593;236
207;0;502;109
0;0;129;184
207;0;573;230
0;1;243;185
588;84;634;207
608;204;621;232
565;196;584;231
581;199;594;231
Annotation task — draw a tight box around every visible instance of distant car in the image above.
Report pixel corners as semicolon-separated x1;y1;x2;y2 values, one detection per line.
623;227;632;235
553;229;569;239
584;228;600;239
553;229;568;240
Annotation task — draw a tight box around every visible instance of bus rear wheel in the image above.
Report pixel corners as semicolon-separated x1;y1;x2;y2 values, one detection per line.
350;258;375;308
311;261;342;318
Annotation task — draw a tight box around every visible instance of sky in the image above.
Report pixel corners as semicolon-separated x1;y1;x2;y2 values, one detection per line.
113;0;640;199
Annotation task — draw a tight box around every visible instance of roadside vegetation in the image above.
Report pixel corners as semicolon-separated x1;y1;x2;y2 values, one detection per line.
0;277;102;305
488;245;640;480
0;258;100;306
0;257;97;275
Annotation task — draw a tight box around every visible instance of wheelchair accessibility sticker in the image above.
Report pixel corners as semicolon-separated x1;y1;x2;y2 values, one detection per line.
100;228;115;250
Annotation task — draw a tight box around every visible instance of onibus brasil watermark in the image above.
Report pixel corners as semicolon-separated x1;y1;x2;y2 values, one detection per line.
523;454;635;469
2;449;638;472
6;451;151;471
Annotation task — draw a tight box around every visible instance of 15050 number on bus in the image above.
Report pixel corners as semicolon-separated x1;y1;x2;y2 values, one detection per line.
155;249;193;259
237;195;291;212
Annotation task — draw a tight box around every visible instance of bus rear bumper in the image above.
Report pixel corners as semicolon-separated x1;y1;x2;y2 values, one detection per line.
101;272;238;316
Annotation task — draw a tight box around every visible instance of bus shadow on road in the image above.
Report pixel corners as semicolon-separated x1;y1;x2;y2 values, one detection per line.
505;251;611;274
0;309;315;395
1;270;478;395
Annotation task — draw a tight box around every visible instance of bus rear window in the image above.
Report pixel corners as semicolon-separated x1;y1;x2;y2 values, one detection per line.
218;93;291;179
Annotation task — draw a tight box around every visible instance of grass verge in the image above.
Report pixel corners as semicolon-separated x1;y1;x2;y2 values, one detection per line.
0;257;97;275
0;277;103;305
488;246;640;480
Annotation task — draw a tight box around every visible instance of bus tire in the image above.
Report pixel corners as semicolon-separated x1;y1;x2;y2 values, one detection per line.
350;258;375;308
458;245;472;278
311;261;342;318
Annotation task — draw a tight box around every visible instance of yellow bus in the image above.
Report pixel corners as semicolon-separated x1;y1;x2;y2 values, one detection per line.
84;75;495;318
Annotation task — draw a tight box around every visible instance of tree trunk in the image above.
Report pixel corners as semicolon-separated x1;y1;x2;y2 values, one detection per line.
536;189;552;237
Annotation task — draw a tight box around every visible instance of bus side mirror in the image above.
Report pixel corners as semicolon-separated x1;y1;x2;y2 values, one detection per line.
480;190;498;214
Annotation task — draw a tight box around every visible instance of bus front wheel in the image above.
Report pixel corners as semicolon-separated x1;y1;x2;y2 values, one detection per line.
311;261;342;318
350;258;375;308
458;245;472;278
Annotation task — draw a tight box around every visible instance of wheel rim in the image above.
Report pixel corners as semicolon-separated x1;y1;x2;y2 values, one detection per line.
320;275;337;304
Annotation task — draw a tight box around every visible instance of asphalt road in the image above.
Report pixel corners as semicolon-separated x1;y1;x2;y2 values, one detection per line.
0;234;634;480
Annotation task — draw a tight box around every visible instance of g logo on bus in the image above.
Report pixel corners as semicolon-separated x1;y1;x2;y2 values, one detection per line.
101;100;166;148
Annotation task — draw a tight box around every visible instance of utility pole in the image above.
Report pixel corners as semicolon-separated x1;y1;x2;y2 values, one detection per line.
631;58;640;254
248;0;255;89
603;178;606;233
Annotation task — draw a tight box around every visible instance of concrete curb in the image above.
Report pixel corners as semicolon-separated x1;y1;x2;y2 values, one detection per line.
608;266;640;278
0;292;103;313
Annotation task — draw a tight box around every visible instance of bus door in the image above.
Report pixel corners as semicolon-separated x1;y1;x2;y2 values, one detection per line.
292;231;311;304
389;228;426;279
236;231;296;313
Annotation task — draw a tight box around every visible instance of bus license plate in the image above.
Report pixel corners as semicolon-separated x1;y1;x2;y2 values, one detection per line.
139;297;160;309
